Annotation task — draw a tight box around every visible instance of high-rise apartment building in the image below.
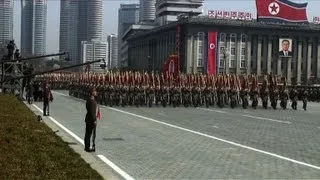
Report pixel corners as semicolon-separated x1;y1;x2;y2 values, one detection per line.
81;39;108;71
0;0;14;44
20;0;33;56
21;0;47;56
155;0;203;26
107;34;118;69
59;0;103;68
59;0;78;64
139;0;156;22
118;4;139;68
33;0;47;55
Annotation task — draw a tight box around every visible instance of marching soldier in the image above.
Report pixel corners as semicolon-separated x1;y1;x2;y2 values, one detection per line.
279;78;289;110
290;86;298;110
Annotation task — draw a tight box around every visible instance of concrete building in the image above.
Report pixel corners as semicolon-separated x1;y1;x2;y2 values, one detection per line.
139;0;156;22
81;39;108;72
107;34;118;69
0;0;14;45
59;0;103;67
125;16;320;85
117;4;140;69
155;0;203;26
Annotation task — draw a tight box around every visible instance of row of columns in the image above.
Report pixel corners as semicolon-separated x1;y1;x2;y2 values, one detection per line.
246;35;320;84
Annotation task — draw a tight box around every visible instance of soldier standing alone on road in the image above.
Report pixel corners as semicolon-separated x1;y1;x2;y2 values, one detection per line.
84;87;98;152
43;82;53;116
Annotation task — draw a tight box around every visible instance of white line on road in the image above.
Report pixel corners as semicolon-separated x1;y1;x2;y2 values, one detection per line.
97;155;135;180
31;104;135;180
53;91;69;97
105;106;320;170
242;114;291;124
200;108;227;114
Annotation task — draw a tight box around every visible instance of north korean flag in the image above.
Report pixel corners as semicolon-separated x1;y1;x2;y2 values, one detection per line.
256;0;308;23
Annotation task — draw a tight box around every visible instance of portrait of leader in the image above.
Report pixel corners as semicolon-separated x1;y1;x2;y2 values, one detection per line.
279;38;293;57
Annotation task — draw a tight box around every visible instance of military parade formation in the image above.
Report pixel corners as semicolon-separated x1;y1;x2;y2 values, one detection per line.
28;71;319;111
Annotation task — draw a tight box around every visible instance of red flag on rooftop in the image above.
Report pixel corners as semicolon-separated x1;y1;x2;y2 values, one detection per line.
256;0;308;23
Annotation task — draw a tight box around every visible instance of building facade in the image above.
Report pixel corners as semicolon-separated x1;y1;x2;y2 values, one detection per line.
139;0;156;23
107;34;118;69
155;0;203;26
59;0;103;67
126;17;320;85
0;0;13;45
81;39;108;72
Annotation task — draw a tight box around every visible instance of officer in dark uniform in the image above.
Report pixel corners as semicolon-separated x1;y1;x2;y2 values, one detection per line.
290;86;298;110
84;87;98;152
43;81;53;116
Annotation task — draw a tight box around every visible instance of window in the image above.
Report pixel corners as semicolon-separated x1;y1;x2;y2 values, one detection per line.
231;48;236;55
197;32;204;67
230;33;236;42
220;46;225;54
219;59;225;68
241;34;247;43
241;47;246;55
240;61;246;68
220;33;226;42
229;56;235;68
197;58;203;67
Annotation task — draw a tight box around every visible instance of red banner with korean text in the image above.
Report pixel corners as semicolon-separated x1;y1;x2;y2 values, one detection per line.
207;31;217;75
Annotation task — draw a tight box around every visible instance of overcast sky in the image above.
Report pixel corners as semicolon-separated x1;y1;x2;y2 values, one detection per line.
12;0;320;54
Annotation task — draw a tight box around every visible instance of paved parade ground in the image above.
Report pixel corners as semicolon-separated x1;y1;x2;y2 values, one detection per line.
30;90;320;179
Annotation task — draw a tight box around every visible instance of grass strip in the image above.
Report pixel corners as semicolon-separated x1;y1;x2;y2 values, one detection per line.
0;93;104;179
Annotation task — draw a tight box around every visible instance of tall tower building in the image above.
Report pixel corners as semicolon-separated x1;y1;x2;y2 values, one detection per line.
0;0;14;44
118;4;139;68
59;0;78;63
21;0;47;56
155;0;203;26
139;0;156;22
87;0;103;40
107;34;118;69
33;0;47;55
59;0;103;68
21;0;33;56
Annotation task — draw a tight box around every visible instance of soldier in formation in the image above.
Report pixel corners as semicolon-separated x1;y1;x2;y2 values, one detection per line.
33;71;316;110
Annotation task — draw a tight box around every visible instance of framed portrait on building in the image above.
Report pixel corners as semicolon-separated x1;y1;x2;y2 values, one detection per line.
279;38;293;57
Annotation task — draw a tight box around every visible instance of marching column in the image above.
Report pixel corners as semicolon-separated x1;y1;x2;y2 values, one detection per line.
257;35;262;75
307;40;312;81
297;39;302;85
267;36;272;74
